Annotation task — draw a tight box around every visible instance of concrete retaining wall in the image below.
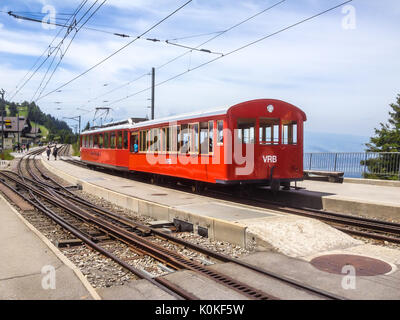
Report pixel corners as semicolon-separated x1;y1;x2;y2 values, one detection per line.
41;156;248;247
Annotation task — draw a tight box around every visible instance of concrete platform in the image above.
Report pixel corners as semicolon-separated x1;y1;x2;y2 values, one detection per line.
0;194;99;300
280;180;400;220
97;279;176;300
235;251;400;299
40;154;364;258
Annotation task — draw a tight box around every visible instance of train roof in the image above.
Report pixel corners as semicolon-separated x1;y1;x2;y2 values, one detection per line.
81;99;306;135
81;105;229;134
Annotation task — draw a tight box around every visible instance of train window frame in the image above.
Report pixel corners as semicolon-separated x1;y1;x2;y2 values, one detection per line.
199;122;209;155
282;120;297;145
259;118;280;145
179;124;190;154
117;131;123;149
130;132;139;153
110;131;116;149
237;118;256;144
98;133;104;149
208;120;214;155
217;120;224;145
173;125;180;154
104;132;109;148
89;135;93;148
123;131;128;149
94;134;99;148
189;123;199;155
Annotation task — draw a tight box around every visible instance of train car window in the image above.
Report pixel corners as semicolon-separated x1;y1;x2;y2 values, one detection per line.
174;126;180;153
161;128;166;152
89;135;93;148
94;134;99;148
208;121;214;153
217;120;224;145
156;128;161;151
117;131;122;149
140;131;147;152
130;132;139;153
190;123;199;154
180;124;190;154
104;132;109;148
99;133;103;149
82;136;85;147
110;131;116;149
200;122;209;155
80;136;83;148
237;119;255;144
259;118;279;145
123;131;128;149
282;121;297;145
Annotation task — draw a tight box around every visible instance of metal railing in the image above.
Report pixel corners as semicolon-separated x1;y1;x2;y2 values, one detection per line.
304;152;400;179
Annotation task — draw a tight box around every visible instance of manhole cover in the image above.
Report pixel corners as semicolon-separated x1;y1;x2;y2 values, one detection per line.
310;254;392;276
151;193;168;196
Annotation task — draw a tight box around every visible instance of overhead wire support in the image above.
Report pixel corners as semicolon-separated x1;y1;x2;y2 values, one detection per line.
36;0;194;102
7;10;131;38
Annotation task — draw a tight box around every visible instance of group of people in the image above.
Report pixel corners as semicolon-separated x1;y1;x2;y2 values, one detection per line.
13;143;30;153
46;145;59;161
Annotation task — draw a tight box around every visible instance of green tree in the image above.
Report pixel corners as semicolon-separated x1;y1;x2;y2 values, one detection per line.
364;94;400;179
8;103;18;116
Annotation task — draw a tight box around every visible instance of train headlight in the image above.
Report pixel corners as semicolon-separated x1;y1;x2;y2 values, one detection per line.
267;104;274;113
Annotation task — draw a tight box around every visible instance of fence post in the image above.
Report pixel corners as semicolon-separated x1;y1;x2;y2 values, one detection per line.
398;153;400;181
363;152;367;178
309;153;312;170
334;153;338;172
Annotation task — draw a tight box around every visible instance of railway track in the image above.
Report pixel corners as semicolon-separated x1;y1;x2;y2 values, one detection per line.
0;146;345;300
59;145;400;245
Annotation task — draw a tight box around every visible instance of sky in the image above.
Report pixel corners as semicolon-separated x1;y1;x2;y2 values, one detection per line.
0;0;399;143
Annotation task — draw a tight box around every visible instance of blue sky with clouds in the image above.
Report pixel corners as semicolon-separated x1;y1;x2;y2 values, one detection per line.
0;0;399;146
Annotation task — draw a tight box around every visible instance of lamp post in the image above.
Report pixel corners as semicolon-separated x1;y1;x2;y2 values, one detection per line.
63;115;81;144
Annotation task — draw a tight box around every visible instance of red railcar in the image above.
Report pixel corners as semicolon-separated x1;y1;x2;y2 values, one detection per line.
80;99;306;190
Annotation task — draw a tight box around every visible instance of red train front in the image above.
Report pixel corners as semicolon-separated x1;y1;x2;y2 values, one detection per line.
80;99;306;191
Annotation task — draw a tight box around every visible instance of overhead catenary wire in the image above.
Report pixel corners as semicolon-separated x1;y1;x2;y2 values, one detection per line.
35;0;194;102
108;0;354;106
32;0;108;102
28;1;97;102
7;0;89;101
75;0;287;108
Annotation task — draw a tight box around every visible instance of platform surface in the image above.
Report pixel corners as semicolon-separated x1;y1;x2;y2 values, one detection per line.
41;155;368;257
0;195;94;300
296;180;400;206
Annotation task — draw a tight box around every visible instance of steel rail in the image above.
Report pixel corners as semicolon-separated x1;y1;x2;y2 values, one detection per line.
27;148;345;299
8;154;279;300
0;173;191;300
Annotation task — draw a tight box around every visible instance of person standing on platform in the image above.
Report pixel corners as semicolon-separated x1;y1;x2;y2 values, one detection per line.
46;145;51;160
26;143;30;152
52;146;58;161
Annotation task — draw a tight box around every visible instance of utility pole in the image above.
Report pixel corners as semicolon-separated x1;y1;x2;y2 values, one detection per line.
0;88;5;156
151;67;155;120
17;107;20;148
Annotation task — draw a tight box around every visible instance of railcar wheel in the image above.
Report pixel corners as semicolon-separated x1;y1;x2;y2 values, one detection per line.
191;182;204;194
